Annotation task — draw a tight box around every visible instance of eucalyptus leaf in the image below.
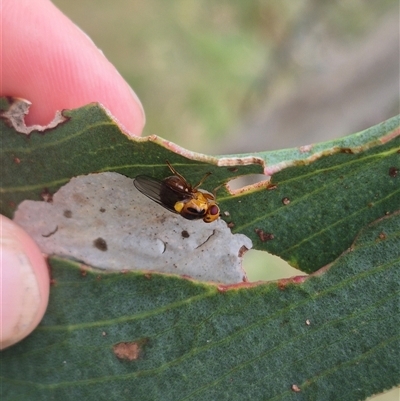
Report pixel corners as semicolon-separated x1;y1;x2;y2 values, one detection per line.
0;97;399;400
1;212;399;400
1;98;398;273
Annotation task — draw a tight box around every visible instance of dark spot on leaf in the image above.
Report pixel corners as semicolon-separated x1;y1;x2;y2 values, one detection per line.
267;183;277;190
13;157;21;164
378;232;386;240
278;281;286;290
41;188;53;203
255;229;274;242
80;269;87;277
144;273;152;279
227;222;235;228
42;225;58;238
181;230;190;238
99;207;106;213
113;339;149;361
93;237;107;251
389;166;398;177
340;148;354;154
63;209;72;218
282;197;290;205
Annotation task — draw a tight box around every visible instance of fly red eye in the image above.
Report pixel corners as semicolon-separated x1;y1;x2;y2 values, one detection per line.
209;205;219;215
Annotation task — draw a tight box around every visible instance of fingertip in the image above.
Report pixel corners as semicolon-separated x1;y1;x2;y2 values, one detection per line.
2;0;145;137
0;216;50;350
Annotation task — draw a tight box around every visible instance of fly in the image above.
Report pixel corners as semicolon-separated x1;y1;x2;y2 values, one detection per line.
134;161;220;223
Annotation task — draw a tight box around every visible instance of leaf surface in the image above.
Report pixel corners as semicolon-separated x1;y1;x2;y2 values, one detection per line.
1;98;399;272
0;98;399;400
2;212;399;400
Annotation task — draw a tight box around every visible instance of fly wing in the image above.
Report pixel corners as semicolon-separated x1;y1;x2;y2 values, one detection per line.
134;175;188;213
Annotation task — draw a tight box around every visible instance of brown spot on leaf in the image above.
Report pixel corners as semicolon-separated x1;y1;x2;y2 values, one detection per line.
378;232;387;240
113;339;148;361
80;269;87;277
282;197;290;205
93;237;107;251
227;222;235;228
389;166;398;177
181;230;190;238
41;188;53;203
340;148;354;154
63;209;72;218
99;207;106;213
267;183;277;190
255;229;274;242
13;157;21;164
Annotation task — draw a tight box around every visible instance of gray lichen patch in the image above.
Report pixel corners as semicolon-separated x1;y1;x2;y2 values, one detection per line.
14;172;251;284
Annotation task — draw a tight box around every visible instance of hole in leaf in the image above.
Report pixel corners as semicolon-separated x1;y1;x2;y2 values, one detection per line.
244;250;302;282
227;174;269;192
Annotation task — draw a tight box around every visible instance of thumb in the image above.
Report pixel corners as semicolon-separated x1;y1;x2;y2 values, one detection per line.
1;216;50;350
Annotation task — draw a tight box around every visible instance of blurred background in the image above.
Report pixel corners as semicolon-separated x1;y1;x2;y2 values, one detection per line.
51;2;399;398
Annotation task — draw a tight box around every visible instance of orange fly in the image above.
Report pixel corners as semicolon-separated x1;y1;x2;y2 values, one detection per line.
134;161;220;223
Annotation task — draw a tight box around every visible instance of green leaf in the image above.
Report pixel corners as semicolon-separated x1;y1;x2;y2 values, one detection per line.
222;116;400;272
1;98;399;400
1;98;399;273
2;212;399;400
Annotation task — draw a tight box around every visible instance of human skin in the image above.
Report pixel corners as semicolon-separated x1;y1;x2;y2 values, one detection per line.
1;0;145;349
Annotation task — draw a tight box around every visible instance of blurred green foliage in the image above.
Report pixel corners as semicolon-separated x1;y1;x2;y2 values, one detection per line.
53;0;397;152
